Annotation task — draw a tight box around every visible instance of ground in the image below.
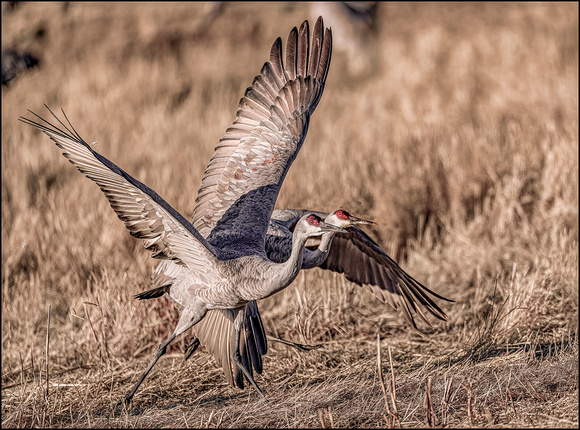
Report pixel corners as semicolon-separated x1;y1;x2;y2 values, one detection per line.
1;2;578;428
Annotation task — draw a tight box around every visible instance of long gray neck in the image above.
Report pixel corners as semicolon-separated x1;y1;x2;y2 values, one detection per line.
281;227;311;283
260;228;311;299
318;231;336;253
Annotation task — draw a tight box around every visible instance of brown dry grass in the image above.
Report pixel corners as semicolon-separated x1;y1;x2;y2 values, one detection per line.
1;2;578;428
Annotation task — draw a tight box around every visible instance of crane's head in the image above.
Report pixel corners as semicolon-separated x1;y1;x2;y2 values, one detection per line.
326;209;376;229
297;214;348;237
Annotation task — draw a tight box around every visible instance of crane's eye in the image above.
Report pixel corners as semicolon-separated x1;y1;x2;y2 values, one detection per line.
335;209;348;220
307;215;320;225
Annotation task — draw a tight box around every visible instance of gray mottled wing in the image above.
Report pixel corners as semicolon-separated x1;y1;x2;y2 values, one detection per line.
319;226;453;328
20;108;219;279
191;17;332;258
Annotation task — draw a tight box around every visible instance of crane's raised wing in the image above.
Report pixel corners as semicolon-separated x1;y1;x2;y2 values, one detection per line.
187;19;332;388
319;226;453;329
192;17;332;258
19;107;220;279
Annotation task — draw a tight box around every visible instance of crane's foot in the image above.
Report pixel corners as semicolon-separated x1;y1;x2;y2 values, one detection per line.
266;334;322;351
184;336;200;361
111;396;130;417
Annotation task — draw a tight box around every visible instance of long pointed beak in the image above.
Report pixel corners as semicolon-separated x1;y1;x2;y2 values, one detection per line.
319;221;348;234
349;215;376;226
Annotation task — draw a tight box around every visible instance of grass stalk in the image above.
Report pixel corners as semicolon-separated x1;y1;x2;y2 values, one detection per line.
45;304;51;402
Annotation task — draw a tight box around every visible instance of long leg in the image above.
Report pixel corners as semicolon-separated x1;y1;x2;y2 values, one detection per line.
124;333;176;404
232;310;265;397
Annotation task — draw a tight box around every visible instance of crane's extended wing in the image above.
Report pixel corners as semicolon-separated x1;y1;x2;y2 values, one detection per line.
192;17;332;257
19;107;220;278
319;226;453;329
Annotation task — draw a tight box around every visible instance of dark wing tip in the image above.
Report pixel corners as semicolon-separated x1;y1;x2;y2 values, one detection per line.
324;227;452;327
313;16;324;35
285;26;299;80
320;26;332;83
20;105;86;147
134;285;170;300
296;20;310;77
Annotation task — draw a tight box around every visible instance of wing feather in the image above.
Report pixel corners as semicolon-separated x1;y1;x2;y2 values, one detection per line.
308;17;323;78
19;108;219;277
262;61;285;92
319;226;453;328
317;27;332;83
187;297;268;388
285;26;298;80
296;20;310;77
252;72;279;101
189;308;236;386
190;18;332;253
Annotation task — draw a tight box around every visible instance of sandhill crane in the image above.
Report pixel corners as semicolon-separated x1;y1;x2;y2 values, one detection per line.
150;206;452;389
20;17;335;402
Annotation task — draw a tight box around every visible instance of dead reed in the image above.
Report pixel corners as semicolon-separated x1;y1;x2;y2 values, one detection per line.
2;2;578;428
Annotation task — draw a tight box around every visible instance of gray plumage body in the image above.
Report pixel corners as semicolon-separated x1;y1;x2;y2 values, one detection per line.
170;229;314;313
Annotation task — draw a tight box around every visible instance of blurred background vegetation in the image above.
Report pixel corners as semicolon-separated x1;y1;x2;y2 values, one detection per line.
2;2;578;427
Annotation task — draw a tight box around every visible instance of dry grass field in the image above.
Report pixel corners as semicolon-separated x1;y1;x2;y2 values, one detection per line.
2;2;578;428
